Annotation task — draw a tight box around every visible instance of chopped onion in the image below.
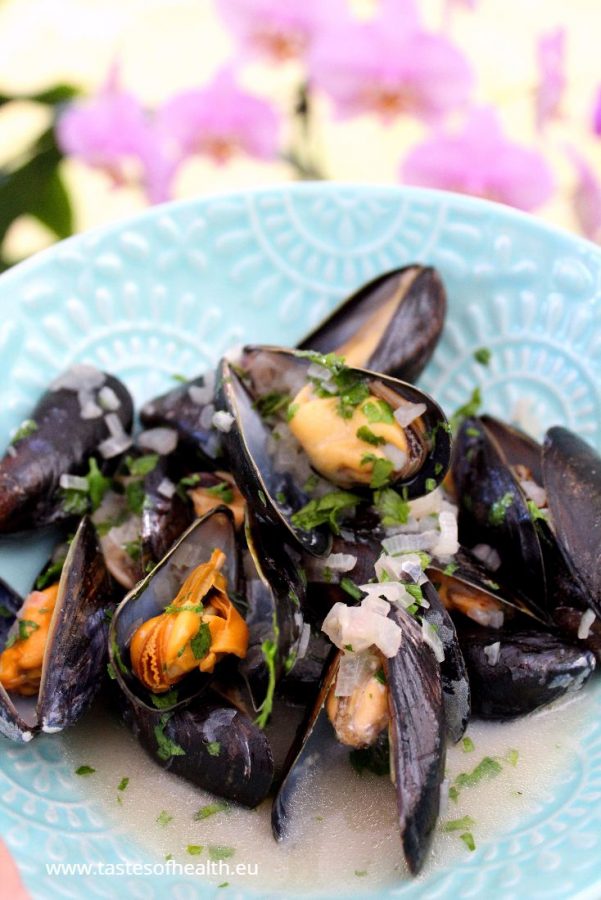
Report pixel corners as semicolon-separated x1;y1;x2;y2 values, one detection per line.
422;619;445;662
99;434;133;459
471;543;502;572
138;427;178;455
78;390;103;419
578;609;596;639
105;413;127;440
59;473;88;491
98;385;121;411
519;478;547;508
360;582;414;609
52;364;105;393
408;489;443;521
296;623;311;660
383;443;407;470
361;595;391;617
322;601;403;658
382;531;439;555
320;553;357;573
200;404;215;430
188;384;213;405
212;410;235;433
157;478;176;499
394;401;426;428
431;510;459;558
466;607;504;629
483;642;501;666
334;651;378;698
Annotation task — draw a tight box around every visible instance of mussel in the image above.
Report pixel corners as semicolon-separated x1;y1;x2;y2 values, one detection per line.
0;516;116;741
215;346;451;556
298;265;447;383
0;364;133;533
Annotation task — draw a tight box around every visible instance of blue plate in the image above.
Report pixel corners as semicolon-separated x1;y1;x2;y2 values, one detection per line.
1;184;601;899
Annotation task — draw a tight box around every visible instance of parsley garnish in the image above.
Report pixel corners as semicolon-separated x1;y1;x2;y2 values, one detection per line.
374;668;386;685
462;736;475;753
194;802;228;820
150;689;179;709
126;454;159;477
362;399;394;424
340;577;363;600
444;815;476;832
209;846;235;861
527;500;547;522
118;777;129;792
206;482;234;504
286;402;299;422
460;832;476;851
157;810;173;826
405;583;424;605
5;619;40;648
123;539;142;561
473;347;491;366
154;715;186;761
453;756;503;795
206;741;221;757
449;387;482;432
489;491;514;526
12;419;38;442
356;425;385;446
373;487;410;526
256;391;291;418
125;479;146;515
361;454;394;488
425;477;436;492
255;615;279;729
295;350;370;418
171;373;187;383
190;622;212;660
505;748;519;766
291;491;360;534
187;845;203;856
75;765;95;776
35;557;66;590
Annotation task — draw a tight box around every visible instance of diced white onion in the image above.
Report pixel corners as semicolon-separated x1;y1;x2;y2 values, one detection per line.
578;609;596;640
188;384;213;405
334;650;379;698
394;401;427;428
307;362;333;384
322;601;403;658
105;413;127;440
320;553;357;573
138;427;178;455
382;531;439;555
98;385;121;411
296;623;311;660
200;403;215;430
99;434;133;459
78;390;103;419
408;489;443;520
519;478;547;508
361;595;391;617
422;619;445;662
360;582;415;609
157;478;176;499
383;443;407;470
52;364;105;393
483;642;501;666
212;410;235;433
431;510;459;559
471;543;502;572
466;607;504;629
59;473;89;491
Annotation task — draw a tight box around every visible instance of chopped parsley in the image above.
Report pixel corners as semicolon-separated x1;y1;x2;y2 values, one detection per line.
206;741;221;757
462;736;475;753
425;478;436;492
5;619;39;649
117;777;129;792
194;802;228;820
255;391;291;418
209;846;235;861
171;373;187;383
344;643;353;651
190;622;212;660
275;490;287;504
154;715;186;761
466;426;481;438
12;419;38;442
443;562;459;576
125;479;146;515
473;347;491;366
444;815;476;832
284;650;297;673
373;487;410;526
296;350;370;419
505;748;519;767
374;668;386;685
434;462;443;475
288;587;300;607
126;453;159;477
111;637;129;676
405;583;424;605
355;870;368;877
303;474;319;494
453;755;503;794
150;689;179;709
157;810;173;826
449;387;482;432
356;425;385;446
123;539;142;561
286;402;299;422
258;489;267;506
340;577;363;601
187;845;203;856
255;615;279;729
460;832;476;851
291;491;360;534
362;399;394;424
489;491;514;526
75;765;95;776
527;500;548;522
205;482;234;504
361;454;394;488
35;557;66;590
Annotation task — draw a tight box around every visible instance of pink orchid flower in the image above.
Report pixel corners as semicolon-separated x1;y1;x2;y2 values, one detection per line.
401;107;554;211
0;840;28;899
156;67;280;166
56;65;176;203
215;0;343;63
308;0;473;124
535;28;566;132
565;145;601;242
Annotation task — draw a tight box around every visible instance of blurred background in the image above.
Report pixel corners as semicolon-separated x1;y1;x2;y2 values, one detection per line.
1;0;600;270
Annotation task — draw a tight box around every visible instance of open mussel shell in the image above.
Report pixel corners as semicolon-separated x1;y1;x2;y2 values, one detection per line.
240;514;304;710
385;604;445;875
140;453;194;573
0;367;133;534
139;372;223;465
453;418;550;620
0;579;23;646
456;623;596;719
420;580;470;743
119;690;274;807
298;265;447;384
0;516;116;741
216;346;450;556
109;507;238;711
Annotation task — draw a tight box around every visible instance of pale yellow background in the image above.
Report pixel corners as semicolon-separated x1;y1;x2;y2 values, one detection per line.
0;0;600;262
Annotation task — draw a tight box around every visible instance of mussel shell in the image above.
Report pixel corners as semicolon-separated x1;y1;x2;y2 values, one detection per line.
297;265;446;383
385;604;445;875
457;624;596;719
120;691;274;807
543;427;601;617
110;507;238;711
240;515;304;710
139;373;222;465
0;579;22;646
453;418;549;619
38;516;117;732
140;454;194;571
421;580;470;743
217;347;451;556
0;516;116;741
0;371;133;534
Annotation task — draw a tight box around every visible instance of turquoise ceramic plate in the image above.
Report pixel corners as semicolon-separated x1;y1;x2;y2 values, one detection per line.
1;184;601;899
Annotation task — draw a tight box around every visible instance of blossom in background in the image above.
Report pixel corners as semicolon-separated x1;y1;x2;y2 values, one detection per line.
592;86;601;136
401;107;554;211
535;28;566;132
56;65;175;202
308;0;473;123
565;145;601;242
157;67;280;166
215;0;343;63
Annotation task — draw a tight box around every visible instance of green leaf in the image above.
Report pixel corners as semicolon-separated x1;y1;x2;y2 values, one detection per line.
460;832;476;851
362;399;394;424
473;347;491;366
205;482;234;504
444;815;476;832
154;715;186;761
489;492;514;526
369;457;394;489
150;689;179;709
505;748;519;767
340;577;363;601
12;419;37;443
156;810;173;826
255;391;291;418
190;622;212;660
373;488;410;526
449;388;482;433
356;425;385;446
118;777;129;792
35;557;66;590
208;846;235;861
291;491;361;535
194;802;229;820
126;454;159;477
125;480;146;515
462;736;475;753
206;741;221;757
75;765;95;776
187;845;203;856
